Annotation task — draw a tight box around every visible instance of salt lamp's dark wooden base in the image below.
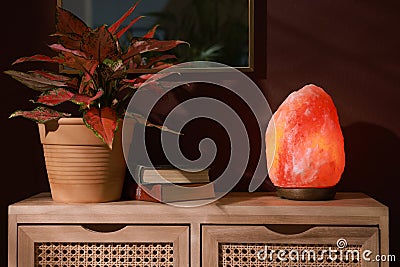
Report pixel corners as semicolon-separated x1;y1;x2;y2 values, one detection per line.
276;187;336;201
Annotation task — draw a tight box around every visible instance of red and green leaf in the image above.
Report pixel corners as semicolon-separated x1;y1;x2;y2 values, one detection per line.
35;88;75;106
61;52;98;77
116;16;144;39
121;78;139;85
63;54;98;74
83;107;118;149
12;55;64;65
9;106;71;123
55;7;89;50
135;72;179;94
51;33;82;51
140;54;176;69
108;1;140;34
82;26;119;62
67;78;80;90
29;70;71;82
49;43;87;58
119;73;162;90
125;112;181;135
123;39;188;61
140;72;178;83
4;70;69;91
120;78;142;91
143;24;159;39
152;62;174;70
78;72;96;94
56;7;89;36
7;3;185;144
29;71;79;89
138;74;154;81
72;89;104;107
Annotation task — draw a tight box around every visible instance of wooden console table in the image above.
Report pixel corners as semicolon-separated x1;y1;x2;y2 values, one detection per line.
9;192;389;267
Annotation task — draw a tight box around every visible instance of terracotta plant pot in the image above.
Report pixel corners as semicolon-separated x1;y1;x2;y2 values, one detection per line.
38;118;128;203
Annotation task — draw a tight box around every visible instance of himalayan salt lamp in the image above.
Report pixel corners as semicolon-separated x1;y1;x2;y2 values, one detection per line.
266;84;345;200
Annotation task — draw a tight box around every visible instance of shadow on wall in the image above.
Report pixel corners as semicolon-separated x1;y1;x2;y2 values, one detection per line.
337;122;400;257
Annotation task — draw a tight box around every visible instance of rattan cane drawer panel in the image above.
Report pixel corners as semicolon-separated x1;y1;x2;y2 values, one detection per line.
35;242;174;267
202;225;379;267
219;243;362;267
18;225;189;267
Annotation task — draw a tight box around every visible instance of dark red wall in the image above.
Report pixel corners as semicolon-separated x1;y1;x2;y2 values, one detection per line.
262;0;400;260
0;0;57;261
1;0;398;264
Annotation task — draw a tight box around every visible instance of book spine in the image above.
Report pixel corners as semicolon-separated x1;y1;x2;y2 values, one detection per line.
135;185;161;203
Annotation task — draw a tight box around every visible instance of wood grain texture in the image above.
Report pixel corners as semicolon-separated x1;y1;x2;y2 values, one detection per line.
18;227;35;267
191;223;201;267
8;214;17;267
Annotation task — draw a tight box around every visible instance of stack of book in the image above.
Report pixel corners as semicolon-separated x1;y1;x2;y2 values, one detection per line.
134;165;215;203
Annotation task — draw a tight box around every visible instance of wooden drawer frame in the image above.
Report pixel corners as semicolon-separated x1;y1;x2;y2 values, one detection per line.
18;225;189;267
203;225;380;267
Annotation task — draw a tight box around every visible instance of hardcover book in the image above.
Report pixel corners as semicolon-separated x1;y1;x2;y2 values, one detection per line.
134;165;210;184
136;183;215;203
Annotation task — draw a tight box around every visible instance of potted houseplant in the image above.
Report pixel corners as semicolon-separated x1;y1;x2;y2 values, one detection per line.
4;2;186;203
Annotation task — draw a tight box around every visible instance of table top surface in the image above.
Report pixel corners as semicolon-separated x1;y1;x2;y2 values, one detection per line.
9;192;388;216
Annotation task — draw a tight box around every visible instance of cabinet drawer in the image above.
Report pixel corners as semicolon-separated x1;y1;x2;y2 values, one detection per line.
203;225;379;267
18;225;189;267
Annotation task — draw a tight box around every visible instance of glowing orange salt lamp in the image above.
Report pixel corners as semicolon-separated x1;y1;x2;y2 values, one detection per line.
266;84;345;200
